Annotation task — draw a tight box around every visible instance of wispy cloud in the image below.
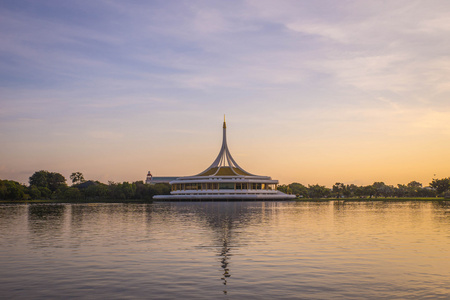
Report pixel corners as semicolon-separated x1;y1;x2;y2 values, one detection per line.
88;130;124;140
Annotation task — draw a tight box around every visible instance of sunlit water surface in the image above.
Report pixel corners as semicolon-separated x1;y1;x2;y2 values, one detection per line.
1;201;450;299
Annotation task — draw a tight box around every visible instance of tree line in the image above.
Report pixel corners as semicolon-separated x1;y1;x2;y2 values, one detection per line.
1;170;450;201
277;179;450;199
0;170;170;201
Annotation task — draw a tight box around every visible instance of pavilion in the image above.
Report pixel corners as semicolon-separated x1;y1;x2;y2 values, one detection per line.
153;118;296;201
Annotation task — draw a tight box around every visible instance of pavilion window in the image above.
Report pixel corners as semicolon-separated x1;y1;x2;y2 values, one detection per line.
219;183;234;190
186;183;198;190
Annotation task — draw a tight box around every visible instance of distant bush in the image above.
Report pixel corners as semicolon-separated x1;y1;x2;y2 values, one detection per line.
0;180;28;200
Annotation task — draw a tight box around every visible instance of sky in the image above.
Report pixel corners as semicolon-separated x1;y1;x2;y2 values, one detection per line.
1;0;450;187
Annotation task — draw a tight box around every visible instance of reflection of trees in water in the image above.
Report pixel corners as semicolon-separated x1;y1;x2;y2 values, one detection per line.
432;201;450;209
28;204;65;220
27;204;66;248
0;205;28;227
431;201;450;224
0;205;29;248
69;204;153;246
331;201;450;231
70;204;102;229
70;203;151;226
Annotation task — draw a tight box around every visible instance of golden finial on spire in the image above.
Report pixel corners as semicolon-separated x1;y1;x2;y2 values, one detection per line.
223;114;226;128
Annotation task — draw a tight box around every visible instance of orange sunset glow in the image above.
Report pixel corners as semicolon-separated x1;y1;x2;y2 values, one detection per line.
1;1;449;188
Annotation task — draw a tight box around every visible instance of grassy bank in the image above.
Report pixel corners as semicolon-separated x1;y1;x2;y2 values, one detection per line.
0;199;153;204
297;197;447;202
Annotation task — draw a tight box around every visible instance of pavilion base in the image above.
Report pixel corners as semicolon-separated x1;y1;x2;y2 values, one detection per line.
153;193;296;201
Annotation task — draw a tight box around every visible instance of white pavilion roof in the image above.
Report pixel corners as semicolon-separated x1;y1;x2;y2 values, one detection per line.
195;117;256;177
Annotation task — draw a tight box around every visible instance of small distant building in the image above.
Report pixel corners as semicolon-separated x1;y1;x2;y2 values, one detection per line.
145;171;178;185
145;171;152;184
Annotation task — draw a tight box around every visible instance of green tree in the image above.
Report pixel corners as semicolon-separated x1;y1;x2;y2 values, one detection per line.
108;182;126;199
0;180;28;200
371;182;394;197
396;184;408;197
308;184;331;198
362;185;376;198
48;172;67;191
28;185;42;199
417;187;436;197
29;170;67;193
289;182;308;198
64;187;83;200
70;172;85;184
342;184;357;198
407;181;422;188
277;184;289;194
122;182;136;199
430;178;450;195
406;181;422;197
351;185;365;198
134;181;153;200
152;183;171;196
83;182;108;199
29;171;49;188
38;187;52;199
332;182;347;198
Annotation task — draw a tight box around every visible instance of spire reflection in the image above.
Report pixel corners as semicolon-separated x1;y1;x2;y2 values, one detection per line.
220;224;231;291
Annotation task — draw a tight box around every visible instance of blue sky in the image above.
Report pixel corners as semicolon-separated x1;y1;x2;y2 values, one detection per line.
1;0;450;186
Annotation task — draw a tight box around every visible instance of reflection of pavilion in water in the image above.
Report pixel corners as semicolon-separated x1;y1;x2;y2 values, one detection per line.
220;222;231;290
175;201;271;294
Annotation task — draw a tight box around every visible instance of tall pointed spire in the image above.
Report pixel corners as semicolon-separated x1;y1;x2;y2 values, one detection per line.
154;116;296;200
196;118;254;176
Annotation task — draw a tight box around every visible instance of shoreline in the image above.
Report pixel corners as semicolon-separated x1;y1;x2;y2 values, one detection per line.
297;197;448;202
0;199;153;204
1;197;449;204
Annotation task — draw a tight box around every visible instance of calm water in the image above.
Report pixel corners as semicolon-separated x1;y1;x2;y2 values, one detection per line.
1;201;450;299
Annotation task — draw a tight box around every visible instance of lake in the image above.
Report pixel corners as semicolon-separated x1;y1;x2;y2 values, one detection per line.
1;201;450;299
